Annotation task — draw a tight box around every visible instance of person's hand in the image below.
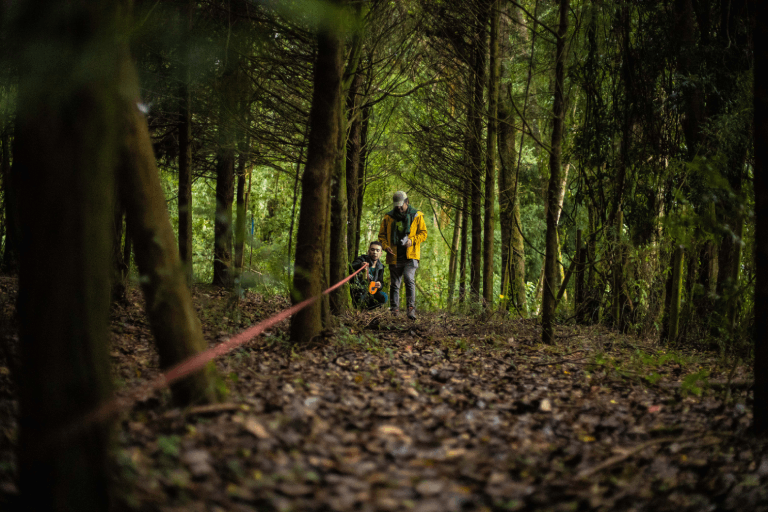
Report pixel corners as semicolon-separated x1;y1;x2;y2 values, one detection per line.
405;238;413;247
375;281;382;289
385;246;395;255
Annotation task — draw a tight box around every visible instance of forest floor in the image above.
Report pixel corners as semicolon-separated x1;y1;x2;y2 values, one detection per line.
0;277;767;511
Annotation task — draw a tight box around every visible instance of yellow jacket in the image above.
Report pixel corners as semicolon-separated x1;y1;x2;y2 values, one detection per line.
378;209;428;265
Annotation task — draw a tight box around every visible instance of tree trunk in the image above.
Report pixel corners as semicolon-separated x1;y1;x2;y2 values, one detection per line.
447;206;463;309
459;193;469;304
111;198;127;303
541;0;569;344
346;70;363;264
612;210;624;329
575;229;584;321
469;0;487;302
14;2;119;508
355;105;370;253
117;51;217;405
753;0;768;435
2;121;18;274
666;245;685;343
499;103;526;316
212;56;238;288
482;0;500;304
329;114;350;314
233;152;248;273
290;11;343;343
329;11;364;315
177;0;194;284
0;118;10;269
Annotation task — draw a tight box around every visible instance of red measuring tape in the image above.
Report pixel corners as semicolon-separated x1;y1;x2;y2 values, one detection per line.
79;262;370;427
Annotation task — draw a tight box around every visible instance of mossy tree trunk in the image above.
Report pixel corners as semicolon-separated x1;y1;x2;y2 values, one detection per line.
290;5;343;343
14;2;119;509
117;51;218;405
346;70;364;265
212;54;239;288
541;0;569;344
330;6;363;315
482;0;499;304
499;103;527;317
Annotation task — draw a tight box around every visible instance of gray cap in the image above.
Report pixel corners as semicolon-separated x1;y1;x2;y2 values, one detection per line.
393;190;408;207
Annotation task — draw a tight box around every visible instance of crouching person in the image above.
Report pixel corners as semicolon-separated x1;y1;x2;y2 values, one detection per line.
350;242;388;310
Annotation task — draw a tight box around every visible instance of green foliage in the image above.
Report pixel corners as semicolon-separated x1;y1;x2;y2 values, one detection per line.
680;369;710;397
157;435;182;458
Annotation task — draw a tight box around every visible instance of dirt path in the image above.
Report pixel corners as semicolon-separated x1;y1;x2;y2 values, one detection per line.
1;284;766;511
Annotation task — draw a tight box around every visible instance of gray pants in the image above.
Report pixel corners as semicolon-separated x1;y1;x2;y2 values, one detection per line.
389;260;418;311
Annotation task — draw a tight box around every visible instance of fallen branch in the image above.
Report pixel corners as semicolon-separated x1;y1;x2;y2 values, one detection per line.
576;436;694;479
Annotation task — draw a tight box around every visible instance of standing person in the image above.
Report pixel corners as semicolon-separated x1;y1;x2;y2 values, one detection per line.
378;191;428;319
350;242;388;310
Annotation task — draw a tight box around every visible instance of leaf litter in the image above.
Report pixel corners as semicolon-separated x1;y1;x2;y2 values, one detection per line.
0;281;766;511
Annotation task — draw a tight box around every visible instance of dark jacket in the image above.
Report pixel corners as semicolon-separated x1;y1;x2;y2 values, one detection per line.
350;254;385;293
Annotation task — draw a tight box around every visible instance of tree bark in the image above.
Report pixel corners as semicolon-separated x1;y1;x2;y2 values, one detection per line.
2;121;18;274
212;56;238;288
117;51;217;405
233;151;248;273
459;193;469;304
111;198;127;303
14;2;119;508
482;0;500;304
541;0;569;344
354;105;370;253
499;103;527;317
346;70;363;264
469;0;487;301
290;11;343;343
329;8;363;315
447;206;463;309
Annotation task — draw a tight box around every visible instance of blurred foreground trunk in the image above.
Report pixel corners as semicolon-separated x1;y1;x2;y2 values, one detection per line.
14;2;119;509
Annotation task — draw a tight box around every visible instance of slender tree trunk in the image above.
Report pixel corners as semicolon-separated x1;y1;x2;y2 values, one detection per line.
499;102;526;316
575;229;584;321
469;0;488;301
753;0;768;435
355;105;370;253
329;12;363;315
0;119;10;267
667;245;685;342
329;112;350;314
459;193;469;304
346;71;363;264
111;198;127;303
14;3;119;509
290;10;343;343
287;124;309;265
2;121;18;274
177;0;194;284
447;206;463;309
612;210;624;329
541;0;569;344
212;57;238;288
233;152;247;272
482;0;500;304
123;218;132;279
